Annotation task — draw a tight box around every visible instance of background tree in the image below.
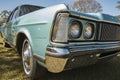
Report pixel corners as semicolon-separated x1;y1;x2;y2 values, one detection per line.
116;1;120;20
116;1;120;9
116;15;120;19
71;0;103;13
0;10;11;26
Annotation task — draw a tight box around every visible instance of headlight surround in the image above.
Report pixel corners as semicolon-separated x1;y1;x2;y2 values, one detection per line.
84;23;94;39
69;21;82;39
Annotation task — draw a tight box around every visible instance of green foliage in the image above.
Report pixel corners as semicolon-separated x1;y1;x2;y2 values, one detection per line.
116;1;120;20
0;10;11;26
116;15;120;20
71;0;103;13
0;20;4;26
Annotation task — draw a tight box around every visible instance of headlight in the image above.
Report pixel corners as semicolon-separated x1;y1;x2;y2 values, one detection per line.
84;23;94;39
69;21;82;39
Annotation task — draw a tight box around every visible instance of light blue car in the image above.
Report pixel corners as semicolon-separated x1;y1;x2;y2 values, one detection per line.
1;4;120;79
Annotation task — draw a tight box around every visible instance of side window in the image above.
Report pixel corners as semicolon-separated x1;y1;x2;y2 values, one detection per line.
20;6;29;16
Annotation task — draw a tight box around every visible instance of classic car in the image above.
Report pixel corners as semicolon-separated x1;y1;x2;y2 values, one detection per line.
1;4;120;79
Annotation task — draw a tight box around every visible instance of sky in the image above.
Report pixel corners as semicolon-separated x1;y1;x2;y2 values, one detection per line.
0;0;119;16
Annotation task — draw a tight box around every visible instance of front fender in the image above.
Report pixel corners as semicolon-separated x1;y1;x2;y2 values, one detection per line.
16;28;33;46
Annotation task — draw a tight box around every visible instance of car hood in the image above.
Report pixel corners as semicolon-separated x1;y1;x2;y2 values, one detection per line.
69;11;120;23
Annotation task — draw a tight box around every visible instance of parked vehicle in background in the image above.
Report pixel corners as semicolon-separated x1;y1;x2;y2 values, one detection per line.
1;4;120;79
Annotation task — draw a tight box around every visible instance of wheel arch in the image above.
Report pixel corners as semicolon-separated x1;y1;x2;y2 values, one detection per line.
16;31;33;55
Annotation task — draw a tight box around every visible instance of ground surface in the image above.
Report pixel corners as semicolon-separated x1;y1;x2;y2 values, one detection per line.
0;37;120;80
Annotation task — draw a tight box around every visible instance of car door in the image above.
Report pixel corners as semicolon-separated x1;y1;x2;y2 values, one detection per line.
3;7;19;43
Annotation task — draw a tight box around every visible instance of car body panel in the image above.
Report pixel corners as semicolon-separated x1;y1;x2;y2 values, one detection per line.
16;4;67;58
2;4;68;59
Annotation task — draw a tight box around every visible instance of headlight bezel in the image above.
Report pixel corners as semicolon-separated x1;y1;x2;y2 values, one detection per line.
68;20;83;39
83;23;95;39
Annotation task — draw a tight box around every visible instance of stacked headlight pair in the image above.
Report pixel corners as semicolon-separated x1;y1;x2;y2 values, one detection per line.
52;12;95;42
69;21;94;39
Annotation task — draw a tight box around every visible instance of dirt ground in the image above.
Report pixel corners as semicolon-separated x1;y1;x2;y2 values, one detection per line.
0;37;120;80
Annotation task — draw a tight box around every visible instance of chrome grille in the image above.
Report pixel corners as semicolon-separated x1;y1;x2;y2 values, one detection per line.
99;23;120;41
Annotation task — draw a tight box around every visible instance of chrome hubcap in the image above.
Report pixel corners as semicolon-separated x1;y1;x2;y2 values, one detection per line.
22;40;33;75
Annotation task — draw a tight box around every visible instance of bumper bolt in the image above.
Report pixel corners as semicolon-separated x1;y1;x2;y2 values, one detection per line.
71;58;75;62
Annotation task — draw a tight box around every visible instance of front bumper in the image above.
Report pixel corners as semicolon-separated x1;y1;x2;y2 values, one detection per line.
46;42;120;73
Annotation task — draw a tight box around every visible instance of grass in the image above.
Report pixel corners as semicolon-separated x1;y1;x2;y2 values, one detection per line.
0;37;120;80
0;38;29;80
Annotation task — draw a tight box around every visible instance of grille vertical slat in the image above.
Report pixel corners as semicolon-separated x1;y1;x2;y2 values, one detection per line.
99;23;120;41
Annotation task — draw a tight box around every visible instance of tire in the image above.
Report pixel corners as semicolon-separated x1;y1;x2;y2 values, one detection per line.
22;38;45;80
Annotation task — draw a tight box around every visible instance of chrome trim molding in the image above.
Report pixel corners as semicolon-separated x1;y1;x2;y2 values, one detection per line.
50;41;120;47
33;54;45;63
15;21;48;27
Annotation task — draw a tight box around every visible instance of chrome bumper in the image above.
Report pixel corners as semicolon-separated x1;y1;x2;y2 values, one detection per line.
45;42;120;73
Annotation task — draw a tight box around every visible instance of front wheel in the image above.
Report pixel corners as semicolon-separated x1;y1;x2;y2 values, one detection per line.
22;38;45;80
